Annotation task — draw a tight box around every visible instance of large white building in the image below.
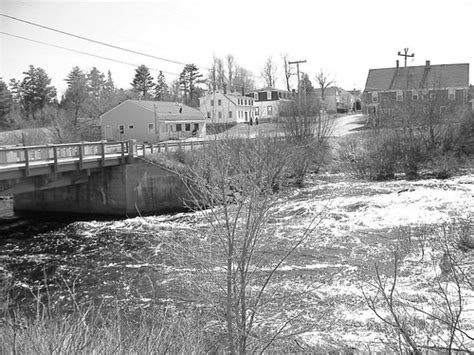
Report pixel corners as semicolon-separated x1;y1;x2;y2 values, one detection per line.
199;91;256;124
246;87;293;121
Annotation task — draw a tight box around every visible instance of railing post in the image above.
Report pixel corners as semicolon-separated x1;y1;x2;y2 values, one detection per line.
53;146;58;172
127;139;136;163
78;143;84;170
101;141;106;166
190;141;194;151
165;143;169;153
120;142;125;163
24;147;30;177
150;143;154;154
0;148;6;164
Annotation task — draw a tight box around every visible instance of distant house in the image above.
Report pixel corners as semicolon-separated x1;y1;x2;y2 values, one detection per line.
100;100;206;142
313;87;356;113
246;87;292;121
199;90;255;124
363;60;470;116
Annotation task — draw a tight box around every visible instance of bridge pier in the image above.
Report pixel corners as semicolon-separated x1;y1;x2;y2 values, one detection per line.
13;159;191;216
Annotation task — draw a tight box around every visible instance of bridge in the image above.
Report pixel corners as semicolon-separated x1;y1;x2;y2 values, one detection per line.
0;140;208;216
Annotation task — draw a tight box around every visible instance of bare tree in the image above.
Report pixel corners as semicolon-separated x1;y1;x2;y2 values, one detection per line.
363;222;474;353
216;58;226;91
234;66;255;93
226;54;235;92
314;69;334;105
261;56;278;88
173;137;322;353
281;53;292;92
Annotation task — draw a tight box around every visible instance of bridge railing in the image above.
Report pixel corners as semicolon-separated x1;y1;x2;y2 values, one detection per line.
0;141;131;174
136;140;210;157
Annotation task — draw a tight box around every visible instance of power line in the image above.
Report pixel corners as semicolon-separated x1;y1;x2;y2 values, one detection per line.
0;13;211;70
0;31;180;76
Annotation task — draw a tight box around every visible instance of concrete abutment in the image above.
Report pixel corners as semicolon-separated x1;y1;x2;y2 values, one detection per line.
13;159;191;216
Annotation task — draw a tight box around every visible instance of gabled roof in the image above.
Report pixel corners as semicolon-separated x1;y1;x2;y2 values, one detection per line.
250;87;290;93
100;100;205;121
365;63;469;92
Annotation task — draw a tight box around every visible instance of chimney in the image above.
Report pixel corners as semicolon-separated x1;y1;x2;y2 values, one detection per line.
426;60;431;68
396;59;399;68
223;83;227;94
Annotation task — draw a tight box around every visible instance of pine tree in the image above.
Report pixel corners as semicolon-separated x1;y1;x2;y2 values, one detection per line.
86;67;106;116
154;71;169;101
63;66;88;128
0;79;12;128
19;65;57;119
179;63;203;107
131;65;154;99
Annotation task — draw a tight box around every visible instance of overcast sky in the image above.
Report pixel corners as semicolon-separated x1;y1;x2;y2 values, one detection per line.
1;0;472;97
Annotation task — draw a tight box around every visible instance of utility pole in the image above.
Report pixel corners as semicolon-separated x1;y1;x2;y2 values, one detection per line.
397;48;414;68
288;59;306;110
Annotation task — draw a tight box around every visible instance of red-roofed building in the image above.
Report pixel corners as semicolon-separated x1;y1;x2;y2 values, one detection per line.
363;60;469;116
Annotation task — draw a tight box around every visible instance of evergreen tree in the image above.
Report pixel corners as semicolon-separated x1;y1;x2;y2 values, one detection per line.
179;63;203;107
131;65;154;99
154;71;169;101
86;67;106;116
19;65;57;119
63;66;88;127
0;79;12;128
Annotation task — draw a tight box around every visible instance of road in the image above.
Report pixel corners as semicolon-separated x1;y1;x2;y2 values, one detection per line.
330;113;366;137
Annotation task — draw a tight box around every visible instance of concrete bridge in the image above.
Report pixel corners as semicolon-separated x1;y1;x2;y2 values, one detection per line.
0;140;206;216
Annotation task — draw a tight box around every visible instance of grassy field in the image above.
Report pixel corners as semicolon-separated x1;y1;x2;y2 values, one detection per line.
1;171;473;352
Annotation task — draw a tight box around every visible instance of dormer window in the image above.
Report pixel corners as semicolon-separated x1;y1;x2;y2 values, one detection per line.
254;93;258;100
267;91;271;100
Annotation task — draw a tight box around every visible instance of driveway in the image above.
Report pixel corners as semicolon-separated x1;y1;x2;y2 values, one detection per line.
331;113;366;137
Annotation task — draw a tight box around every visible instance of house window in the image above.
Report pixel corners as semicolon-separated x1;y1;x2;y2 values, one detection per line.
440;106;447;114
255;107;260;116
218;99;222;106
207;112;211;118
185;123;191;131
128;125;134;129
176;124;182;131
119;125;124;134
267;106;272;115
396;91;403;102
218;111;222;119
194;123;199;131
229;111;232;118
278;92;282;98
254;93;258;100
245;112;248;121
267;91;271;100
372;92;378;103
148;123;154;133
210;100;214;106
448;88;455;100
412;91;418;101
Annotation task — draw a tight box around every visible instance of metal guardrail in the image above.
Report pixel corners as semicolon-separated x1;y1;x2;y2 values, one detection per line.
0;140;132;176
